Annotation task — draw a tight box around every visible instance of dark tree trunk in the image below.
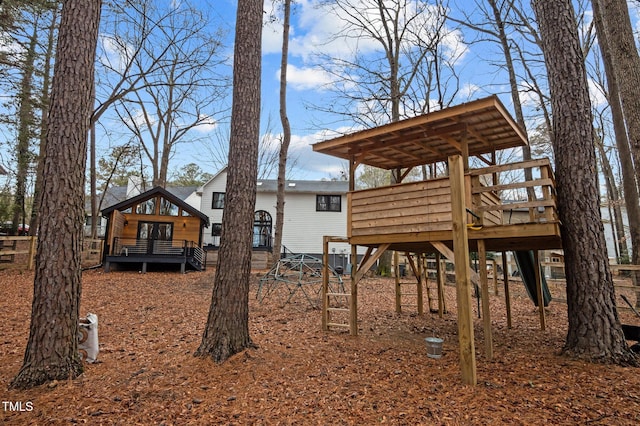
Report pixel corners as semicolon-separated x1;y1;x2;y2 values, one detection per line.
532;0;635;364
11;0;102;390
195;0;263;363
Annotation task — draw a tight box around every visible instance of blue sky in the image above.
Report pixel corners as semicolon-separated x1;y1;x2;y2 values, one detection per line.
3;0;639;186
217;0;484;180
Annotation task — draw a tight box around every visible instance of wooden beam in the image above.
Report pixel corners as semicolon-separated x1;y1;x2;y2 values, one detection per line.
501;252;512;329
468;158;551;176
478;240;493;360
431;241;481;286
436;252;446;318
533;250;546;331
353;243;390;283
350;245;358;336
449;154;477;386
471;178;554;194
394;251;401;313
322;236;330;331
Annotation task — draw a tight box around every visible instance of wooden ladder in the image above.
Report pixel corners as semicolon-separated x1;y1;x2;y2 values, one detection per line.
394;252;424;314
420;254;438;313
323;288;351;331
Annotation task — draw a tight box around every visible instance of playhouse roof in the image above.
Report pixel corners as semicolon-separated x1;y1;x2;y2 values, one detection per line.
101;186;209;226
312;95;528;170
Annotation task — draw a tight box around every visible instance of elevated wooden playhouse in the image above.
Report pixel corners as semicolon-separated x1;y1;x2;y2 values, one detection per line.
312;95;562;385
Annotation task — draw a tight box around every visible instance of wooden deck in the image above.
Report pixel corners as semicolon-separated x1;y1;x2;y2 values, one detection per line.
104;238;206;273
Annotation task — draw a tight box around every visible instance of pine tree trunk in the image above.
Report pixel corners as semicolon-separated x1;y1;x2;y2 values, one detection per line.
11;0;102;390
195;0;263;363
532;0;635;364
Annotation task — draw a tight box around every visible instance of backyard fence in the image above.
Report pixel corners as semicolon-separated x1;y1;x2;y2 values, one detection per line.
0;236;104;270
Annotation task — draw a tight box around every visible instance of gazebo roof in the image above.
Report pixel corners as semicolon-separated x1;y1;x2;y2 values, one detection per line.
312;95;528;170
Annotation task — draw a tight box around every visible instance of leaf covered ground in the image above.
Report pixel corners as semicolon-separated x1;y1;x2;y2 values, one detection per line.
1;267;639;425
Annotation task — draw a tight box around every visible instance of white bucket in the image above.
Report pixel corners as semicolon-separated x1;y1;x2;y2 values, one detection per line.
425;337;443;359
78;313;99;363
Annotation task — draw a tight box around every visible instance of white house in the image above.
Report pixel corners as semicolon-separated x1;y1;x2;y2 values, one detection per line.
197;167;351;268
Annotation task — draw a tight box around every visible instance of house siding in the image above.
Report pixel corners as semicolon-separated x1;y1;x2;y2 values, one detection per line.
199;169;350;257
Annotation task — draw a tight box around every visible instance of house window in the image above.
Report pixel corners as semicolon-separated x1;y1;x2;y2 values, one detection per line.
159;197;179;216
212;192;225;209
136;198;156;215
316;194;341;212
211;223;222;247
253;210;272;249
138;221;173;241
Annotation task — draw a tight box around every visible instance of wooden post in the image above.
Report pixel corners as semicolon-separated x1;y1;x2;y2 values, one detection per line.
491;259;498;296
322;236;329;331
501;252;512;329
28;236;37;270
435;252;444;317
350;244;358;336
533;250;546;331
540;165;553;222
478;240;493;360
416;254;424;315
438;256;446;317
449;154;477;386
394;251;401;313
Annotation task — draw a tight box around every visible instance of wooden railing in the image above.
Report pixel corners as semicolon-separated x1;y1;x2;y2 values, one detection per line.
469;158;558;226
0;236;36;270
0;236;104;270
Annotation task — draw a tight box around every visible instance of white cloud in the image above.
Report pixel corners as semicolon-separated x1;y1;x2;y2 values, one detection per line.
194;114;219;133
0;31;23;58
588;78;608;108
277;64;336;91
459;83;481;100
98;34;134;73
257;127;354;179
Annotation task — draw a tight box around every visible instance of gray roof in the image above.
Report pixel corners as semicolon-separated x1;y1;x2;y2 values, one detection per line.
86;185;198;213
256;179;348;194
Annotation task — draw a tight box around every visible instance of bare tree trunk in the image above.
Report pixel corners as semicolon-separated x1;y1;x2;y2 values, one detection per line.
11;0;102;390
195;0;263;363
12;17;38;236
595;0;640;192
593;0;640;307
273;0;292;263
595;132;628;262
30;3;59;237
487;0;535;195
90;123;98;238
532;0;635;364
